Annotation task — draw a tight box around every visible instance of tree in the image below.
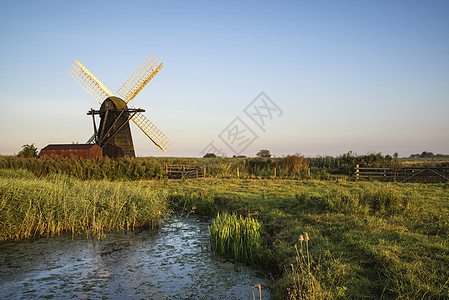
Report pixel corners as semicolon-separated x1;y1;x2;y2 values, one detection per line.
203;153;217;158
256;149;272;158
421;151;434;158
18;143;38;158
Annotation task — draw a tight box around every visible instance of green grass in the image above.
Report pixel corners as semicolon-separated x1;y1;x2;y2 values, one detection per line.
147;178;449;299
209;212;266;265
1;168;448;299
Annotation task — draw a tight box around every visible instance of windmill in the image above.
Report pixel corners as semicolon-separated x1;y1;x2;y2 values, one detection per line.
67;54;171;158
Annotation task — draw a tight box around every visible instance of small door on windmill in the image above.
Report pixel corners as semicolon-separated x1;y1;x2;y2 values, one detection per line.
102;144;126;158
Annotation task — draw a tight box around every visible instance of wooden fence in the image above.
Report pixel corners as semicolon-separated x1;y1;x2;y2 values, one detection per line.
165;165;206;179
355;165;449;183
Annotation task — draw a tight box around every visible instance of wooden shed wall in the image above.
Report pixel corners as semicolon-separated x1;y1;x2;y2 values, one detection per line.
41;145;103;159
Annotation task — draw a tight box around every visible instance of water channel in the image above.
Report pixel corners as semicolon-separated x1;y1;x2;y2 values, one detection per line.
0;215;270;299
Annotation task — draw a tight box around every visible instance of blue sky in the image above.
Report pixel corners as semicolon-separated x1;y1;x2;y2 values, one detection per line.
1;0;448;157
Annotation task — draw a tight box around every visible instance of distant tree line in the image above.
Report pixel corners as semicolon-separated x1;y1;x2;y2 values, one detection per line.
409;151;449;158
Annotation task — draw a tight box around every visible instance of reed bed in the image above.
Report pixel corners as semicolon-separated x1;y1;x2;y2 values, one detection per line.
0;155;165;181
209;212;263;265
0;169;169;241
0;151;411;180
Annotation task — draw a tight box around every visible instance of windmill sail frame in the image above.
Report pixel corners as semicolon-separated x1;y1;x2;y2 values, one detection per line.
68;61;113;104
117;54;164;104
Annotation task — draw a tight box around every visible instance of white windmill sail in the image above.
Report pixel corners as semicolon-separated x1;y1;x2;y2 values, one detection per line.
117;54;163;104
68;60;113;104
130;107;171;152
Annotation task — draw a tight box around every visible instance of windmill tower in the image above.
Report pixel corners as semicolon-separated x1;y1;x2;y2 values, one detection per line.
68;54;171;158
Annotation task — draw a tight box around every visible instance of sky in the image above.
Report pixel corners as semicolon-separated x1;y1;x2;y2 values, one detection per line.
1;0;448;158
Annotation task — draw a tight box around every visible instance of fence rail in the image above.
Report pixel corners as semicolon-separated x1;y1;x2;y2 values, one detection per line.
165;165;206;179
355;165;449;183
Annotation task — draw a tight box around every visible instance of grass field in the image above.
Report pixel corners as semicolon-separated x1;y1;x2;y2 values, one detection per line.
150;177;449;299
1;168;448;299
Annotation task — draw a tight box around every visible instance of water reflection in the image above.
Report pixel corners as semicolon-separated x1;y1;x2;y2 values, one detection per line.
0;215;270;299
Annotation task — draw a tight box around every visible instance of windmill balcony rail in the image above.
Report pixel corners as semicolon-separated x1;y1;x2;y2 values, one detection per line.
87;108;145;115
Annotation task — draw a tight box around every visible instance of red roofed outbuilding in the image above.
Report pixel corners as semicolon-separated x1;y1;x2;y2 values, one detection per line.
40;144;103;159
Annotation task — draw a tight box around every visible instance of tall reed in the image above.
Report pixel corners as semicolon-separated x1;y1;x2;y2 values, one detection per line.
0;156;165;181
209;212;263;265
285;233;346;299
0;170;169;241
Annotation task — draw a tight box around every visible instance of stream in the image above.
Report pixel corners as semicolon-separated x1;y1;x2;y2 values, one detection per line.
0;215;270;299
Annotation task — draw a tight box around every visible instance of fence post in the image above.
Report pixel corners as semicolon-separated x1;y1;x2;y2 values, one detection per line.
237;167;239;178
203;166;206;178
355;164;359;181
274;167;276;178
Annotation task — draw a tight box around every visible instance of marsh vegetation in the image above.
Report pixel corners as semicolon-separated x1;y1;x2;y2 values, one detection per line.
1;151;429;181
0;169;168;241
154;177;449;298
1;155;448;299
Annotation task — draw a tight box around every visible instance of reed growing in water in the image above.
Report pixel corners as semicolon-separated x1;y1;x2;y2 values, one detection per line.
209;212;263;265
0;169;169;241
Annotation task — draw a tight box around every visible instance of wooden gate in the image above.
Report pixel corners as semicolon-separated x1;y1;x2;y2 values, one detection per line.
165;165;206;179
355;165;449;183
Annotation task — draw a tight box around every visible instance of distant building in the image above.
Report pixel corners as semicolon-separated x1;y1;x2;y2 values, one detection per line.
40;144;102;159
